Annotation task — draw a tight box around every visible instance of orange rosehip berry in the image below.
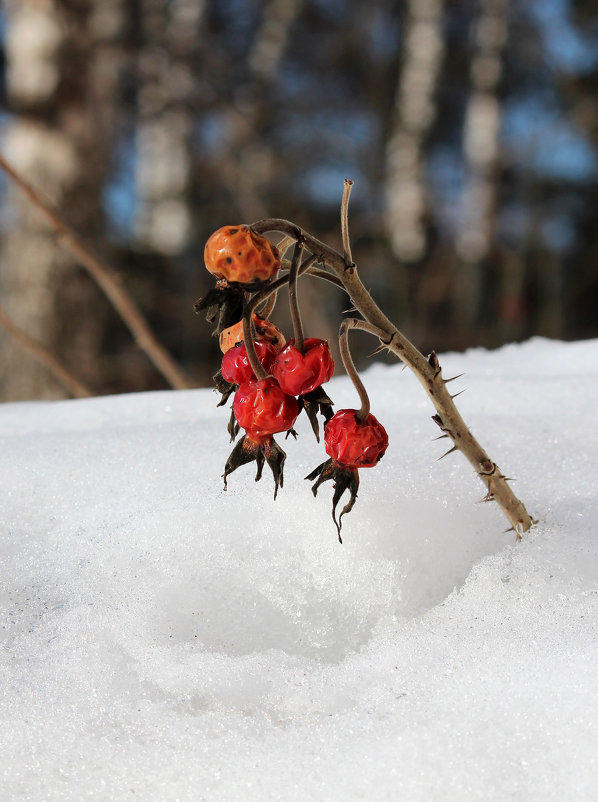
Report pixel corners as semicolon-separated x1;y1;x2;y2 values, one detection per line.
219;315;286;354
204;225;280;285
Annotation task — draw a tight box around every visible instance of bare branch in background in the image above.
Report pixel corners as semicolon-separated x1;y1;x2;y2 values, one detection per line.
1;0;132;399
0;307;93;398
0;152;194;390
1;0;81;400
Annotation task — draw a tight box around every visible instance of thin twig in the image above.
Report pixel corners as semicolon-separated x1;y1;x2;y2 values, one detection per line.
241;303;271;383
304;266;345;289
0;307;93;398
341;178;354;265
288;240;305;352
275;234;296;258
339;318;370;420
0;152;194;390
258;287;278;318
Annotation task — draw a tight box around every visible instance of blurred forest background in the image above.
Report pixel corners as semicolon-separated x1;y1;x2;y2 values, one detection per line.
0;0;597;401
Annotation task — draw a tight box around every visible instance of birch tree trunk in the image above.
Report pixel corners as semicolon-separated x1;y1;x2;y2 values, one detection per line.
134;0;204;256
384;0;445;265
454;0;509;335
0;0;125;400
213;0;303;223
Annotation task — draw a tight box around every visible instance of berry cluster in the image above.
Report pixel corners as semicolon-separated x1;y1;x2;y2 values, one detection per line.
196;224;389;541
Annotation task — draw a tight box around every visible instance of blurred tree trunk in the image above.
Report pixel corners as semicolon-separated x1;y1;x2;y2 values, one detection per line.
134;0;203;256
384;0;445;265
0;0;126;400
215;0;302;223
453;0;509;340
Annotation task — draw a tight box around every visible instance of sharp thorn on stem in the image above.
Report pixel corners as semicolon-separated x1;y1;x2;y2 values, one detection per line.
451;389;466;399
437;445;459;460
443;374;464;384
477;492;495;503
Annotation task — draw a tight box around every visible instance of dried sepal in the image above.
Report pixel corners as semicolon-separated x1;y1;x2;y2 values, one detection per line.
305;458;359;543
227;407;240;442
193;282;245;335
213;368;235;407
299;387;334;442
223;434;287;499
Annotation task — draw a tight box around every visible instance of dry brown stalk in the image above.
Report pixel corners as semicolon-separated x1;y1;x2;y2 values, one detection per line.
0;307;93;398
0;152;194;391
251;216;533;536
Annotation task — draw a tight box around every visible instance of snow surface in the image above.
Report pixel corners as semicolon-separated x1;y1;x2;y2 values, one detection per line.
1;337;597;801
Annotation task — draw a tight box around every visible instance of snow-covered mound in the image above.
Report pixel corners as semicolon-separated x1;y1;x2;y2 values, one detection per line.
1;337;597;801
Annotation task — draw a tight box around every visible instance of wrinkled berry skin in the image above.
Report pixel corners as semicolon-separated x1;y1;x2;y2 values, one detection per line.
273;338;334;396
324;409;388;468
233;378;299;439
219;315;286;354
221;340;278;386
204;225;280;284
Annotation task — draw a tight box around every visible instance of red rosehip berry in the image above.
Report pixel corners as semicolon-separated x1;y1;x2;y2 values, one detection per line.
204;225;280;285
273;338;335;396
233;378;299;439
221;340;278;386
324;409;388;468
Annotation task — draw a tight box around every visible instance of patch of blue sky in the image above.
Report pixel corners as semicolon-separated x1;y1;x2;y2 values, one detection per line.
503;96;598;182
427;146;466;235
366;6;401;61
283;108;379;151
299;163;367;206
531;0;598;73
103;134;137;240
195;112;230;155
540;211;577;251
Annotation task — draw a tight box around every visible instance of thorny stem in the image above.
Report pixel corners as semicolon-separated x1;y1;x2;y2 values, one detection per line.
251;216;533;537
0;152;193;391
341;179;354;266
339;318;370;420
288;240;305;352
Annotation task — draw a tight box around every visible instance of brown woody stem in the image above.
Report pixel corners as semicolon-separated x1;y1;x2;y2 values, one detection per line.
341;178;354;265
288;240;305;352
250;216;533;537
242;305;269;382
339;318;370;420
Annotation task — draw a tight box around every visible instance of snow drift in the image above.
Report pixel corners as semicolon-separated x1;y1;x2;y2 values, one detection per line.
1;337;597;800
